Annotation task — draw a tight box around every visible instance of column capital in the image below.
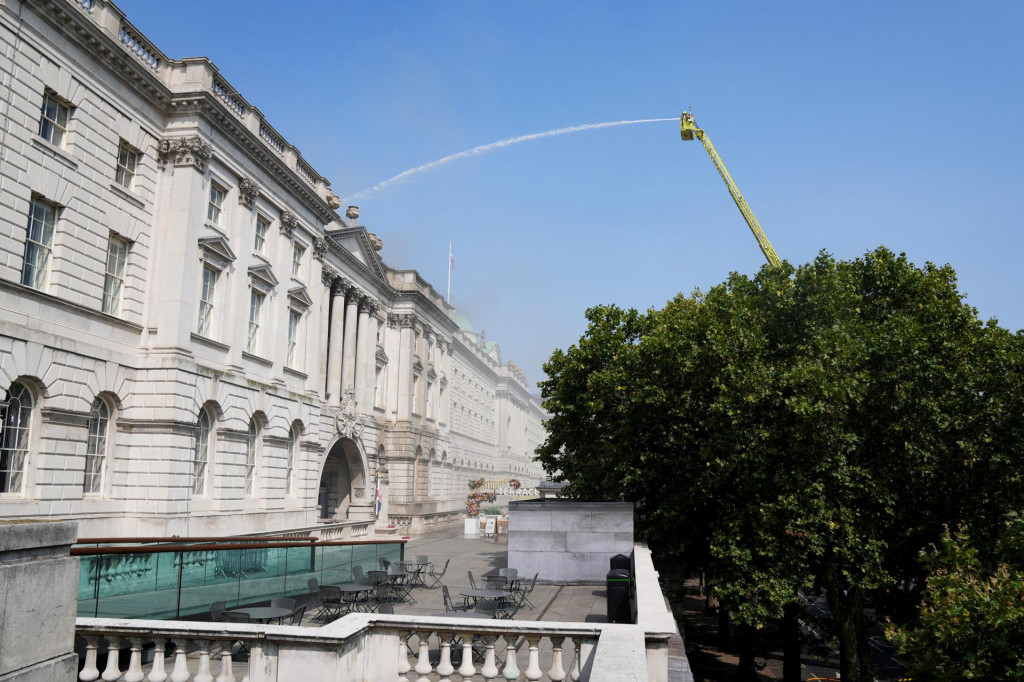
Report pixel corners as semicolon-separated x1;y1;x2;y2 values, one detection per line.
321;264;340;287
313;236;329;262
280;211;299;237
359;297;378;315
157;136;212;172
334;276;354;295
388;312;417;329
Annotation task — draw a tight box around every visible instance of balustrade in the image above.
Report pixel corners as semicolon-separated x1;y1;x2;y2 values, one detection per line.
75;616;602;682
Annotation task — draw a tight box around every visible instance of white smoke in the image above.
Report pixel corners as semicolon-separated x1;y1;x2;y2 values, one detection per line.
344;117;677;202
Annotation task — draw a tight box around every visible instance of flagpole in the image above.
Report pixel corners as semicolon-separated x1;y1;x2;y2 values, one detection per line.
447;242;452;302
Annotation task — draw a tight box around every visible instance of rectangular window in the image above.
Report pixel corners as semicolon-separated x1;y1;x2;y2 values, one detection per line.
22;197;58;291
291;243;304;278
38;92;69;147
254;215;269;254
115;142;139;189
197;266;218;337
102;235;129;316
247;289;264;354
286;309;300;368
207;184;226;225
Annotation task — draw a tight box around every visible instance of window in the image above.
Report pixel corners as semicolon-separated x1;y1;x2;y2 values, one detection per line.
193;408;212;495
38;92;69;147
374;359;386;408
286;309;300;368
247;289;264;354
207;184;226;225
1;382;33;494
115;142;138;189
291;242;304;278
197;266;218;337
285;425;297;496
426;379;435;420
22;197;57;291
102;235;129;316
254;215;269;254
245;418;258;497
84;398;110;495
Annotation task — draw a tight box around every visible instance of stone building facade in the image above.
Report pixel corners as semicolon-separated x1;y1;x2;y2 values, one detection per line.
0;0;546;537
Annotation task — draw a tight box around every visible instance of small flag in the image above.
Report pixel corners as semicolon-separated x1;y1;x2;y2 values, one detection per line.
374;470;383;517
449;245;454;271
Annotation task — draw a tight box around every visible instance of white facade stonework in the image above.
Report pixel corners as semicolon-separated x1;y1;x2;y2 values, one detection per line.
0;0;546;537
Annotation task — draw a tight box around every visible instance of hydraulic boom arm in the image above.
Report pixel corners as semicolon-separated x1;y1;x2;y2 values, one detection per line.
680;112;781;267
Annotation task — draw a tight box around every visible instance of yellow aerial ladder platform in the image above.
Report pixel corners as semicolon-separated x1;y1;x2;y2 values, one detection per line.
680;112;781;267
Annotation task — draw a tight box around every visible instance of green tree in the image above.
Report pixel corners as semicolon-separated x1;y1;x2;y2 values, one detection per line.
886;515;1024;680
537;247;1024;682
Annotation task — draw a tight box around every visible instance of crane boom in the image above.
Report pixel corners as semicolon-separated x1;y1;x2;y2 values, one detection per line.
680;113;781;267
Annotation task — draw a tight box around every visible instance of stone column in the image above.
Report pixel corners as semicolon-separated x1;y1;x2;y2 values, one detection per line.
354;298;371;411
397;315;415;420
341;290;361;394
385;314;402;419
365;306;380;409
319;266;337;400
327;278;348;407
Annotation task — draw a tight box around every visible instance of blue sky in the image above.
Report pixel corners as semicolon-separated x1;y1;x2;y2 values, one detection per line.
116;1;1024;388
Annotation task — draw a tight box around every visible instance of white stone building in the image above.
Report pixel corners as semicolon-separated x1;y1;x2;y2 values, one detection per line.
0;0;546;537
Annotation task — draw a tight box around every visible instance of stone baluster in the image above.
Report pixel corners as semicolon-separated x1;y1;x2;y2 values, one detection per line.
457;634;476;678
216;649;236;682
524;635;543;681
397;631;411;682
569;638;582;681
101;638;122;681
501;634;520;680
480;635;500;680
194;641;214;682
125;638;145;682
413;631;432;682
170;641;191;682
79;636;101;682
149;639;169;682
547;637;567;681
435;633;455;682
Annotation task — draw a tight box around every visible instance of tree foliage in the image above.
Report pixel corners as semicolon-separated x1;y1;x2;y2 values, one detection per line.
537;247;1024;681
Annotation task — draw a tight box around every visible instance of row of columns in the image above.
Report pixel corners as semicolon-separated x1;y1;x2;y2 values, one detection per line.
321;265;379;410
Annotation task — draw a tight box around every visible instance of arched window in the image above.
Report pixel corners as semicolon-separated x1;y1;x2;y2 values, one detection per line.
193;408;213;495
245;418;259;497
1;382;33;494
84;398;111;494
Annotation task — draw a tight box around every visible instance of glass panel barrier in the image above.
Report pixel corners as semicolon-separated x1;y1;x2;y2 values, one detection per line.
73;541;406;620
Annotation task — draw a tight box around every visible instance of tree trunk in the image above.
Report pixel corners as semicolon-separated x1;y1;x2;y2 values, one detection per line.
823;549;860;681
782;602;803;682
854;591;875;682
734;623;759;682
718;605;732;645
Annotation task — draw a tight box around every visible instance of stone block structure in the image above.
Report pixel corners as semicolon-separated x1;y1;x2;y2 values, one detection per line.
0;0;545;537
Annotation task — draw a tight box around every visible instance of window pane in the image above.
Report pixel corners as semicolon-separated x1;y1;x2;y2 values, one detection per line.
85;400;109;494
1;383;33;494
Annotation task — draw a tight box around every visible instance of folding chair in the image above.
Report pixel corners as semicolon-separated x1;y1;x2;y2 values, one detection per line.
425;558;450;588
223;611;251;658
466;570;478;590
352;565;370;585
270;597;296;623
442;585;472;612
515;572;539;609
307;578;332;622
289;604;306;626
210;601;226;622
388;564;416;604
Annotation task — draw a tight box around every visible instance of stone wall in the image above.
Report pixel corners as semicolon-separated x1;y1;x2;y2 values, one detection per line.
0;520;79;682
508;500;634;584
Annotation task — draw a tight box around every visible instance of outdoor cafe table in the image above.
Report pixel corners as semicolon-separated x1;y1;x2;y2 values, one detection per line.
430;611;493;619
228;606;293;623
460;588;514;605
330;583;375;612
397;560;430;587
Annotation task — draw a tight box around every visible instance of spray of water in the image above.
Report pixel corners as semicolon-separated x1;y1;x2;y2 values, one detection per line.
344;117;677;202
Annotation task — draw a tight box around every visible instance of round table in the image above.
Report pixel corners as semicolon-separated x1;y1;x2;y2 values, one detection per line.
460;589;513;601
430;611;493;619
397;561;430;587
229;606;293;623
331;583;375;612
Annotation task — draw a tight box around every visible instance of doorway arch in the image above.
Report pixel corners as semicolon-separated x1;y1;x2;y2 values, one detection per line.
317;437;366;520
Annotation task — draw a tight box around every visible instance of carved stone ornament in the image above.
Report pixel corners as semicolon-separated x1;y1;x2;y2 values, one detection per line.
387;313;401;329
313;237;328;262
346;205;360;222
367;232;383;252
335;388;365;440
238;177;261;208
321;264;339;287
280;211;299;237
157;137;213;172
326;192;341;210
358;297;376;314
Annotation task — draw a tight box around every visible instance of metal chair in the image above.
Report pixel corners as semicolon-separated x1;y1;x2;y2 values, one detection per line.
223;611;251;657
270;597;296;623
210;601;226;622
425;558;450;588
514;572;539;609
442;585;472;612
466;570;478;590
367;570;396;603
352;565;369;584
388;564;416;604
289;604;306;626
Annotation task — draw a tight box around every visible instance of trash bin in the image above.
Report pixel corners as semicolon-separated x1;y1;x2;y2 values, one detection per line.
606;568;632;623
610;554;631;572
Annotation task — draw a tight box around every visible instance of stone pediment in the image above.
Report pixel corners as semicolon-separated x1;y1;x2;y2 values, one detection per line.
248;262;278;292
324;226;389;284
287;285;314;309
198;235;236;268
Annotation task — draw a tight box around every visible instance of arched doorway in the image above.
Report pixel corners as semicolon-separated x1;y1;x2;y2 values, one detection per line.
318;438;366;520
